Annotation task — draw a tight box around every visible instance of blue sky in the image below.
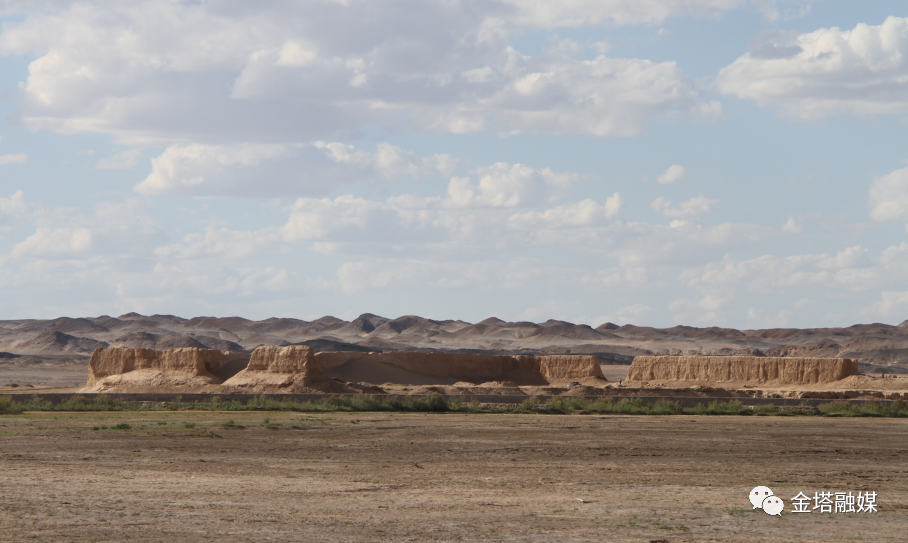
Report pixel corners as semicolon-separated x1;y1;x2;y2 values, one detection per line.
1;0;907;327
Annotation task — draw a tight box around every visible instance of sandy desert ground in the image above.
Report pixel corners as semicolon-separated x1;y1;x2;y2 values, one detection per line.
0;356;88;388
1;411;905;542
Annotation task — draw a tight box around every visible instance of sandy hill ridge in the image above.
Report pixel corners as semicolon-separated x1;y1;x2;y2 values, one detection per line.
1;313;907;372
10;330;108;355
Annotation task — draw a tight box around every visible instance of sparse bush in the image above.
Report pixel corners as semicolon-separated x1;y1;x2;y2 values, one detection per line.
650;399;684;415
1;392;905;418
521;396;541;409
686;400;748;416
548;396;590;412
349;394;387;411
0;397;24;415
541;397;756;416
725;506;745;518
400;393;447;412
818;400;908;417
751;405;779;415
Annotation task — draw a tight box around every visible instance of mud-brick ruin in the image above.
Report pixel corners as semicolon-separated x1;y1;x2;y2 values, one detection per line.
82;345;606;393
627;355;859;385
81;345;900;399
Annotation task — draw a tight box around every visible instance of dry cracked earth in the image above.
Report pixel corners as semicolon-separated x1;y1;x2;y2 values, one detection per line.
0;412;906;542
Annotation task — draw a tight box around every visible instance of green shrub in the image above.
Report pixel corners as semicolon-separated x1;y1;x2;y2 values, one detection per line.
402;394;448;412
818;400;908;417
3;392;906;418
686;400;748;416
751;405;779;415
650;399;684;415
0;397;24;415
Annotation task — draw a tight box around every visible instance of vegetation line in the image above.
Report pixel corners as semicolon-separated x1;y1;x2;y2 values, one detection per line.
1;394;907;417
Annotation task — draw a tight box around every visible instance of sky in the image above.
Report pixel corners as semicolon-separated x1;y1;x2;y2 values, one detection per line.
1;0;907;328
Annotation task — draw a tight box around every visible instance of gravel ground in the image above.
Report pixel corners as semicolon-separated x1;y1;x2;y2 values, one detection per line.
0;411;905;542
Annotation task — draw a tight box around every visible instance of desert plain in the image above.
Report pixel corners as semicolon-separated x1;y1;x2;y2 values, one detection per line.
2;313;908;541
1;411;907;542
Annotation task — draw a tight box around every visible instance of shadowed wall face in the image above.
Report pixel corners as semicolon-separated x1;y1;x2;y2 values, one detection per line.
315;351;604;385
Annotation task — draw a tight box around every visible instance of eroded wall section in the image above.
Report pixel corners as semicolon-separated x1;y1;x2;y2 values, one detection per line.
627;356;859;385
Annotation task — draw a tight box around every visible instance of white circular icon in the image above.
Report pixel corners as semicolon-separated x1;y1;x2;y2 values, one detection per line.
750;486;774;509
762;495;784;516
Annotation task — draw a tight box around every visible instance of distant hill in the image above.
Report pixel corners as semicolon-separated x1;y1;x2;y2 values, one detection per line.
10;330;108;355
1;313;907;370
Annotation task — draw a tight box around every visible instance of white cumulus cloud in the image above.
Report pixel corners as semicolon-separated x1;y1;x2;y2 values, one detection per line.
862;291;908;318
717;16;908;118
135;143;334;197
315;141;456;180
680;245;895;293
0;153;28;164
96;149;143;170
0;1;716;144
503;0;747;27
446;163;579;208
508;195;623;228
782;217;801;233
870;166;908;222
651;195;718;217
0;190;31;219
137;141;461;198
657;164;686;184
12;227;92;256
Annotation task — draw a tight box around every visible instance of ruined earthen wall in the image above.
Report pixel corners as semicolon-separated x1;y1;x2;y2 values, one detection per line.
531;355;603;381
315;351;521;379
87;347;225;386
156;348;225;374
627;356;858;385
314;351;604;383
247;345;317;374
377;352;527;380
312;351;382;371
224;345;324;387
87;346;605;389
